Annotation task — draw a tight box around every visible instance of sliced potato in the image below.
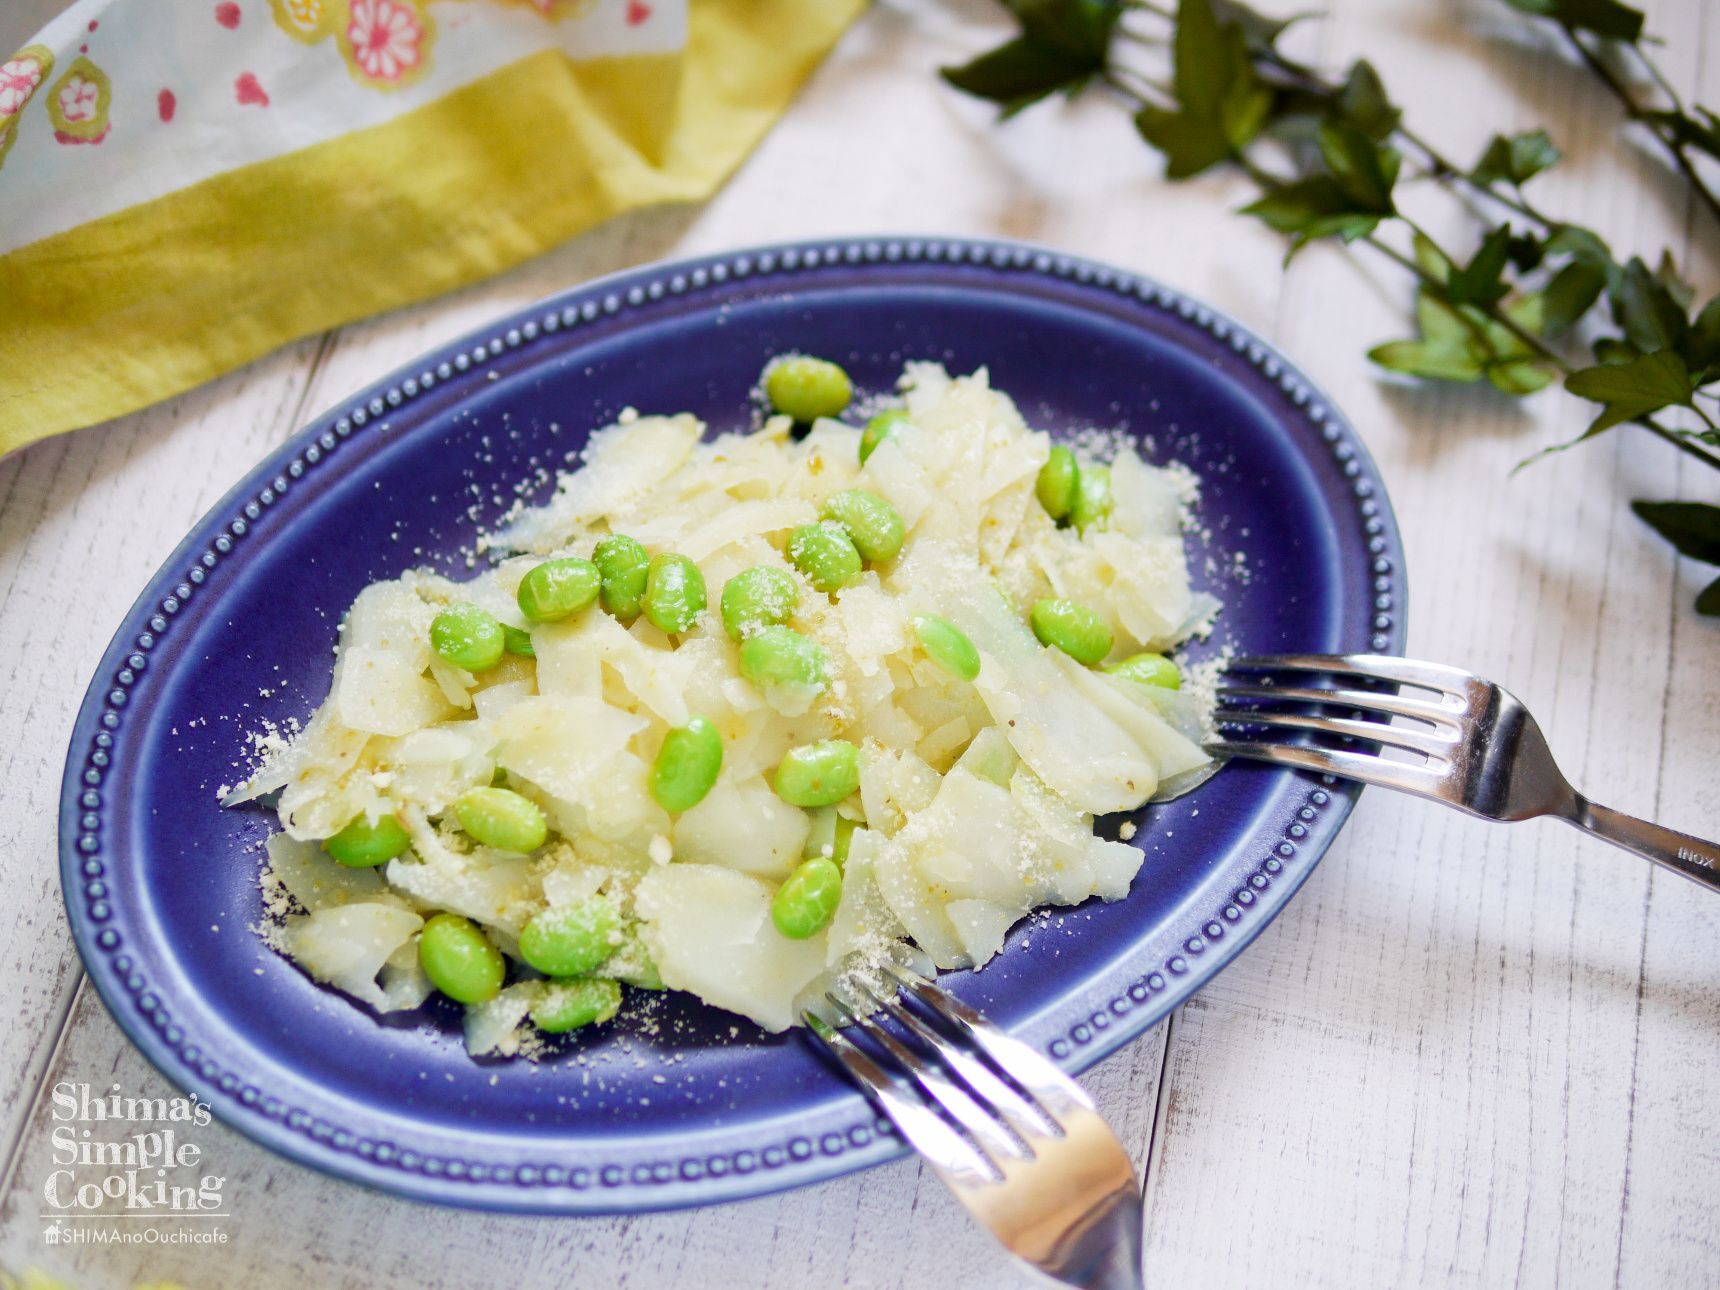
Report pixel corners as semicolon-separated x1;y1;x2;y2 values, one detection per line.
634;864;827;1032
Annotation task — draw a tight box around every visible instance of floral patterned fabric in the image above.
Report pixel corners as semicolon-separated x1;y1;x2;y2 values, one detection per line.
0;0;864;452
0;0;686;252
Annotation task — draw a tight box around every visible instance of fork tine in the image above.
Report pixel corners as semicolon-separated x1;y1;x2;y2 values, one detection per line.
1206;738;1445;797
1227;653;1475;696
854;978;1057;1145
803;1011;999;1187
830;993;1030;1167
1214;705;1458;760
1216;682;1462;728
886;965;1094;1122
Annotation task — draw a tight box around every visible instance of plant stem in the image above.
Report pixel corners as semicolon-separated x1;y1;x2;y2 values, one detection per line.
1102;71;1172;112
1110;4;1720;476
1378;219;1568;366
1127;7;1560;231
1357;230;1720;473
1640;419;1720;471
1110;64;1174;104
1394;125;1557;227
1560;24;1720;230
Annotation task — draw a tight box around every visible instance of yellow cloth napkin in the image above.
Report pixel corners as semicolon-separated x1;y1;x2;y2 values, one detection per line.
0;0;864;456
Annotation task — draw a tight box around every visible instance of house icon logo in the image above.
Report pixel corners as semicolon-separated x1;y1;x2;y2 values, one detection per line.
42;1221;69;1245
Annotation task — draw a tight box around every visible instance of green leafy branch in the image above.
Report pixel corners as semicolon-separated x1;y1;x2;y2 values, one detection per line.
1502;0;1720;229
940;0;1720;614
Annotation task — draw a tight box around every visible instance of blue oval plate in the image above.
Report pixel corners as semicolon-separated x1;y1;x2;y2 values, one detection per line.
62;236;1405;1214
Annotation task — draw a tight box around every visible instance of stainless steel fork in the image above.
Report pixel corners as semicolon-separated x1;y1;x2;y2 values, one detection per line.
804;963;1143;1290
1209;653;1720;893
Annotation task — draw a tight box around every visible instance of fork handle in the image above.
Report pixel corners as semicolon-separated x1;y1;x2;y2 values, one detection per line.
1569;800;1720;894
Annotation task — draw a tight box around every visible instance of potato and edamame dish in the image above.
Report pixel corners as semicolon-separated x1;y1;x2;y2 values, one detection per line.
228;359;1216;1056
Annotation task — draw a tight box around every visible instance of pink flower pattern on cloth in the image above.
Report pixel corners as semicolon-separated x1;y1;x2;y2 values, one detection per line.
344;0;428;86
46;56;113;145
0;53;48;117
0;45;54;168
57;76;99;123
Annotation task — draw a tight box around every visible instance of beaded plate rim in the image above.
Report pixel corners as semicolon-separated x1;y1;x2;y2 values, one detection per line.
60;234;1406;1214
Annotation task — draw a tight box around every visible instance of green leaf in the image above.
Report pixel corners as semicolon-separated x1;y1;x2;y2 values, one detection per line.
1373;288;1556;392
1241;176;1380;250
1333;60;1400;140
1649;249;1695;309
1542;260;1607;333
1609;256;1689;354
1316;118;1398;213
1486;358;1557;394
1505;232;1545;272
1544;224;1614;267
1698;575;1720;616
1415;289;1472;347
1412;232;1453;283
1006;0;1121;57
1501;291;1547;339
1498;0;1645;41
1217;34;1273;146
1592;336;1641;365
1368;340;1485;382
941;38;1093;116
939;0;1119;117
1445;226;1513;306
1135;105;1234;177
1629;500;1720;565
1174;0;1232;117
1131;0;1272;176
1566;349;1695;434
1686;295;1720;379
1472;128;1562;185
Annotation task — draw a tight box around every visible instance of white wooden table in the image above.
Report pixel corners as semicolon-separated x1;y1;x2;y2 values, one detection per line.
3;0;1717;1285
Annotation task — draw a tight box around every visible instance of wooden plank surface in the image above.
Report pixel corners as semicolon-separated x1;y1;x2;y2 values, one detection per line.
1;0;1716;1285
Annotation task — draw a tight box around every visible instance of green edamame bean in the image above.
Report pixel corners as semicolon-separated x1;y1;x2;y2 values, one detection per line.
771;857;843;939
651;716;724;812
738;625;829;690
531;977;623;1033
418;913;506;1005
502;624;535;658
720;566;799;641
1105;652;1181;690
773;740;861;808
516;557;600;623
820;489;904;563
1030;598;1113;666
912;614;981;682
593;534;651;621
787;522;862;593
324;812;411;868
518;898;620;978
1070;464;1111;533
452;786;548;853
1036;444;1078;522
642;553;706;634
764;355;852;422
859;409;907;464
430;602;505;673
